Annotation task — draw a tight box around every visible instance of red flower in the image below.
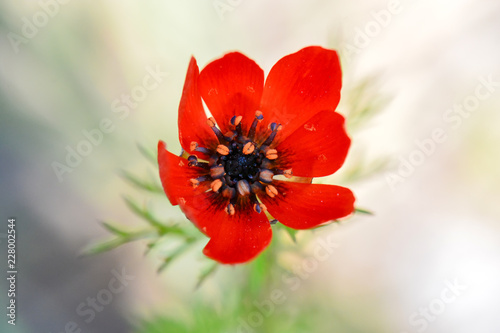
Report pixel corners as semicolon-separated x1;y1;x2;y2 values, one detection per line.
158;46;355;264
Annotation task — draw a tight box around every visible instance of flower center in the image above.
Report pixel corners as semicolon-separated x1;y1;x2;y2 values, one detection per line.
223;146;260;183
188;111;292;215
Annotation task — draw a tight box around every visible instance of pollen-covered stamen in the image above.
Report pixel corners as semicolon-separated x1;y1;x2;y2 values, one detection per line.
216;145;230;155
265;185;278;198
230;115;243;136
242;142;255;155
187;155;210;169
237;180;251;196
262;122;282;146
225;203;235;216
187;155;198;166
275;168;293;178
258;169;274;183
190;141;211;155
248;111;263;140
210;165;225;179
210;179;223;192
250;181;264;193
230;115;243;127
265;149;278;160
189;174;211;188
207;117;226;143
222;186;236;199
253;202;267;214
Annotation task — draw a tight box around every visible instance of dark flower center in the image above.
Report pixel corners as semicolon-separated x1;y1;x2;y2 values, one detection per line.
187;111;293;215
223;145;260;182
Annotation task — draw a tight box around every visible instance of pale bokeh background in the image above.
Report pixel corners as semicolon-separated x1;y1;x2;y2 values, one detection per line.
1;0;499;332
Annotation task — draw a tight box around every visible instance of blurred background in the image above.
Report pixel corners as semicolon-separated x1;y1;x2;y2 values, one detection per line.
1;0;500;332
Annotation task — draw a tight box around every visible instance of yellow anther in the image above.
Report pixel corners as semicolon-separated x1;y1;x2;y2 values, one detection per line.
283;169;293;179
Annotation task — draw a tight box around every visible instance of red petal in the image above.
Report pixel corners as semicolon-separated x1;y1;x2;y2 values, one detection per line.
260;46;342;143
178;57;218;157
276;111;350;177
198;52;264;134
157;141;208;206
259;181;354;230
158;142;272;260
202;200;272;264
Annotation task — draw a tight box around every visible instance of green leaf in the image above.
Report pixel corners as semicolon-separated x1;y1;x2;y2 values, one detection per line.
101;221;131;237
157;238;196;273
122;196;184;235
137;143;157;166
196;262;218;289
355;207;373;215
83;228;157;256
81;237;128;255
119;169;163;194
279;224;298;243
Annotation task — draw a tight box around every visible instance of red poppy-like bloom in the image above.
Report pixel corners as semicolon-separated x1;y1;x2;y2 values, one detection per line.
158;46;355;264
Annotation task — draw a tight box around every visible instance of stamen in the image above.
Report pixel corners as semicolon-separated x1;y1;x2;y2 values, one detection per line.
230;115;243;136
253;202;267;214
230;115;243;127
187;155;209;169
207;117;217;127
281;168;293;179
270;219;278;225
210;165;225;179
265;185;278;198
224;131;236;141
189;175;210;188
187;155;198;166
210;179;223;192
190;141;211;155
258;169;274;183
260;158;273;170
250;181;264;193
225;203;235;215
248;111;263;140
242;142;255;155
207;117;225;143
222;186;236;199
262;123;282;146
237;180;251;196
216;144;230;155
194;147;211;155
265;149;278;160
